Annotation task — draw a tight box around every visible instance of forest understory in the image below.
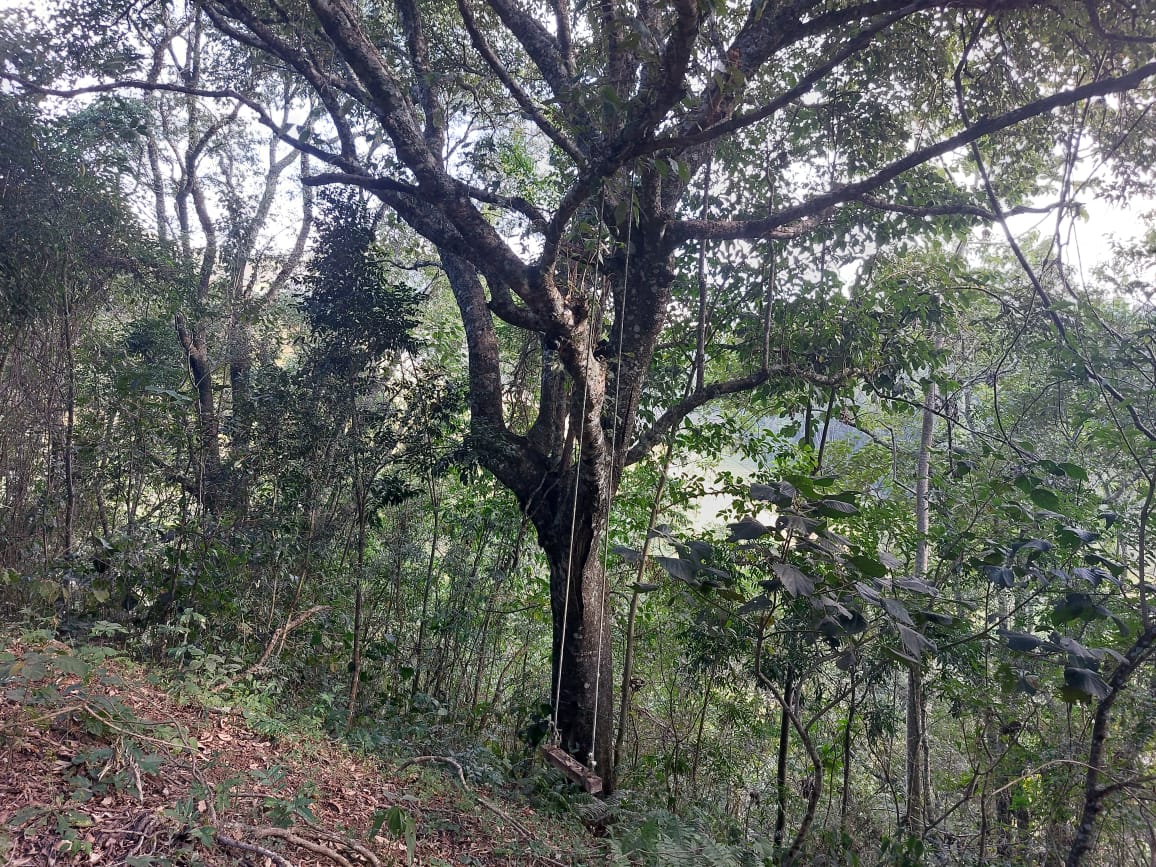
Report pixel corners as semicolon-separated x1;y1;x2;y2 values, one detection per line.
3;0;1156;863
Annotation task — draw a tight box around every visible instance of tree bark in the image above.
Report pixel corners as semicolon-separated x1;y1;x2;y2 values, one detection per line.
537;492;615;788
904;336;940;834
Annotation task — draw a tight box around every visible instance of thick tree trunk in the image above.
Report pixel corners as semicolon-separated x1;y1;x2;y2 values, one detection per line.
539;509;615;789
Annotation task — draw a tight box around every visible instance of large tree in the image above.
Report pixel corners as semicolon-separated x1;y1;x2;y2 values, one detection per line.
12;0;1156;786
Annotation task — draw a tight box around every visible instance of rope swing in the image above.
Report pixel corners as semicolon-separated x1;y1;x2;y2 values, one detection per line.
541;170;635;795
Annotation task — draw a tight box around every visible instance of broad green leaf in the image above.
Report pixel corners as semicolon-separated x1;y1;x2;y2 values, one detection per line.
772;562;816;597
51;654;91;678
611;545;643;564
1028;487;1063;511
653;556;696;584
1000;630;1043;652
1064;667;1109;700
896;623;935;657
847;554;887;579
1057;462;1089;481
727;517;768;541
880;597;914;626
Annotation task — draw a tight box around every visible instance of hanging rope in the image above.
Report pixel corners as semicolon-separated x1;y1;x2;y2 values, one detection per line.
589;163;636;770
551;190;607;749
547;164;638;786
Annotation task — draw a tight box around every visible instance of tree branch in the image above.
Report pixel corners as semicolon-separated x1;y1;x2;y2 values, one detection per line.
455;0;586;164
658;0;925;151
856;194;1072;222
1;74;359;174
671;207;834;242
666;59;1156;243
482;0;573;106
625;362;866;464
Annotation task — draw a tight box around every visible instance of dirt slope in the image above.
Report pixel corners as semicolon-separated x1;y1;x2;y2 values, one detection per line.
0;641;602;866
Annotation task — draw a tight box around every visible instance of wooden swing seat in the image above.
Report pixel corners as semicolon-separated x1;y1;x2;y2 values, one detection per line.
541;744;603;794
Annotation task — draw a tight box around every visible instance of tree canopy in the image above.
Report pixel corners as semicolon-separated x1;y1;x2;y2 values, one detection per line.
2;0;1156;862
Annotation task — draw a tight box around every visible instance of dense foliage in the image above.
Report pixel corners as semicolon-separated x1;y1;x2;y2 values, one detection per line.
2;0;1156;864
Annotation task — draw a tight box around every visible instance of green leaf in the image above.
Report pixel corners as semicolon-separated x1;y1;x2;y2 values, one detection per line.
847;554;888;579
896;623;936;658
1000;630;1043;652
772;562;815;597
727;517;769;541
611;545;643;564
35;580;61;603
1064;667;1109;700
1028;487;1062;511
654;556;696;584
383;806;416;866
1057;462;1089;481
51;654;92;678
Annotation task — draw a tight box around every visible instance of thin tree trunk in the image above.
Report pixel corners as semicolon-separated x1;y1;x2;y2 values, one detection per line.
840;670;857;828
904;336;940;834
61;292;76;556
412;479;441;698
773;666;796;848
